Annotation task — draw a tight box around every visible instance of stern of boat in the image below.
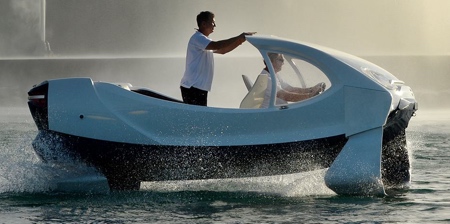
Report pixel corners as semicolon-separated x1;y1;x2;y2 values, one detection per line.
28;81;52;162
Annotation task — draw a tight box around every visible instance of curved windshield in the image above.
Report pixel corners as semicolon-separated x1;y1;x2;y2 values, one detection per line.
239;52;331;109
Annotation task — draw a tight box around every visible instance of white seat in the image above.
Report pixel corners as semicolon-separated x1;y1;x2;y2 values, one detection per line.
242;74;254;91
239;75;268;109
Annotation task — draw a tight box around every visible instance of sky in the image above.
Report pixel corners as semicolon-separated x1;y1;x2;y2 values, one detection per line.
0;0;449;108
2;0;450;58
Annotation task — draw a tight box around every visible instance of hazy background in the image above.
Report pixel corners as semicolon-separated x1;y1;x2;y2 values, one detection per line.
0;0;449;108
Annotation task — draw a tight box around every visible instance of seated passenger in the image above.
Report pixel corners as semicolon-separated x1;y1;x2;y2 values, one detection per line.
259;53;325;108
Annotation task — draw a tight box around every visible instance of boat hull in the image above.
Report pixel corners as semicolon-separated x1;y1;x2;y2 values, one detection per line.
32;131;347;190
30;105;413;191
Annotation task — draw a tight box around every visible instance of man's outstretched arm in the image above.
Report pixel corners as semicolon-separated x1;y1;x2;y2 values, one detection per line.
206;32;256;54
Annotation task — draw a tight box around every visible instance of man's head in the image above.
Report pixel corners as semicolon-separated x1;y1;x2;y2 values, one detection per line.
197;11;216;36
267;53;284;73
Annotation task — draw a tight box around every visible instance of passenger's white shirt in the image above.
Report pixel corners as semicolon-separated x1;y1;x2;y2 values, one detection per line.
260;69;289;108
180;31;214;91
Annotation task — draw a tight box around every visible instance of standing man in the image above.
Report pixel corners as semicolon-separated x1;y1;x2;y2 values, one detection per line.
180;11;255;106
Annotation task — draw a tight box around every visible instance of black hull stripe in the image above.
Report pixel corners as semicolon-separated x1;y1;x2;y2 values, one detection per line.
33;131;347;182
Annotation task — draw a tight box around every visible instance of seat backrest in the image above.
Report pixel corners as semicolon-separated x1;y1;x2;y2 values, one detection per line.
242;74;254;91
239;74;268;109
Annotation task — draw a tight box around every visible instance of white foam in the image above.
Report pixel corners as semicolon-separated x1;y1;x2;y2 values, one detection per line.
141;169;335;197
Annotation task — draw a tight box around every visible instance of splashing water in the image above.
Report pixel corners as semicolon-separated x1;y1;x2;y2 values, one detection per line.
141;170;335;197
0;107;102;193
1;107;338;196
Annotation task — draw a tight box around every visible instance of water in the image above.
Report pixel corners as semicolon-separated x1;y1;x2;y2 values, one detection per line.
1;107;449;223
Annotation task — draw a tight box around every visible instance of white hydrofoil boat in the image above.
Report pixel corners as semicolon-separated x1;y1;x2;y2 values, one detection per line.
27;35;417;195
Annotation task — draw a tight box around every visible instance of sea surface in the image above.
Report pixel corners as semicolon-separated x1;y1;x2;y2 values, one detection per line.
0;107;449;223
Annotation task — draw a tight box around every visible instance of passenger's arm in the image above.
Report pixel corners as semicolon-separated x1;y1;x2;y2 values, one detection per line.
277;84;324;102
285;83;326;95
277;90;313;102
286;86;313;94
